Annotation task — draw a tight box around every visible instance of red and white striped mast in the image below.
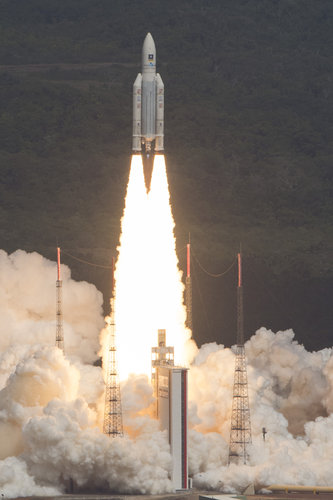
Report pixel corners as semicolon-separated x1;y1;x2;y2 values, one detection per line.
237;251;244;345
185;234;192;331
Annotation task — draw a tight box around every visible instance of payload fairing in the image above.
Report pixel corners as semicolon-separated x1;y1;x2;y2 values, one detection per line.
132;33;164;155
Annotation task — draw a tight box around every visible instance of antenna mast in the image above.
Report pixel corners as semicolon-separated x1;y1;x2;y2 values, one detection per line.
228;251;252;465
103;258;124;437
185;234;193;331
55;247;64;353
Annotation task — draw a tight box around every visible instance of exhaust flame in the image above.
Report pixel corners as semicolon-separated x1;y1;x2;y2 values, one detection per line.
114;155;193;380
114;154;150;380
148;155;192;366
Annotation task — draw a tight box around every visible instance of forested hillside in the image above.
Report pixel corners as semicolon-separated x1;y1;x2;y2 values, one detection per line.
0;0;332;350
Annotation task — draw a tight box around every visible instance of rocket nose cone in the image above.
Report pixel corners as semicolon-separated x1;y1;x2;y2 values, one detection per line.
143;32;155;51
145;32;153;42
142;32;156;70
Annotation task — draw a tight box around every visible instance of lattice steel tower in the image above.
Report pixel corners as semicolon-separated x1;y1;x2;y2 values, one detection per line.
55;247;64;353
228;252;252;465
103;258;123;437
185;237;192;331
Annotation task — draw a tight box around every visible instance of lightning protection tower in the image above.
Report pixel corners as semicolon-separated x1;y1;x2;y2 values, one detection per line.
228;251;252;465
103;258;124;437
55;247;64;353
185;236;193;331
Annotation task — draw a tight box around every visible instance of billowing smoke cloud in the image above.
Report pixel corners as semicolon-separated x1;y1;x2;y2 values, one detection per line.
188;328;333;493
0;250;173;496
1;249;333;496
0;249;104;364
23;398;172;495
0;346;80;460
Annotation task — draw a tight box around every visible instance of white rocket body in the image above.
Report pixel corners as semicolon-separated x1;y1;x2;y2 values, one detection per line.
132;33;164;154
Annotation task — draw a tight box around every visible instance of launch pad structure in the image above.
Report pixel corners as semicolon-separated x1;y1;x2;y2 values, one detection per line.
228;252;252;465
103;258;123;438
152;331;189;491
55;247;64;353
151;329;174;397
16;487;333;500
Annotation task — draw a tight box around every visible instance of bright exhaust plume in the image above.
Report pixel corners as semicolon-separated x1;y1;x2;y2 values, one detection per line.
148;154;191;366
114;154;192;380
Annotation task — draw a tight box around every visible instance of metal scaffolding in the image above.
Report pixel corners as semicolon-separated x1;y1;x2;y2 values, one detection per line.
151;329;174;397
103;260;123;437
55;247;64;353
228;252;252;465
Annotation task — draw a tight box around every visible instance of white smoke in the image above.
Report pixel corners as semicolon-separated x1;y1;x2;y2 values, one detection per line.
22;398;172;494
0;249;173;496
0;341;172;496
0;456;59;498
188;328;333;493
0;249;104;364
1;249;333;496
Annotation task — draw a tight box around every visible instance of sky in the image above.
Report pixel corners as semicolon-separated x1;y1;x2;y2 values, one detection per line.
0;1;332;348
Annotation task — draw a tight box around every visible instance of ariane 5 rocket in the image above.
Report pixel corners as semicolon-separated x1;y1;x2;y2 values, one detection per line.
132;33;164;156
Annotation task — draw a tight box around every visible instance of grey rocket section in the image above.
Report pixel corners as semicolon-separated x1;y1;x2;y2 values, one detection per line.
132;33;164;155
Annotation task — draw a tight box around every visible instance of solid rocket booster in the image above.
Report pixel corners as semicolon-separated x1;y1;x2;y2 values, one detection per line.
132;33;164;155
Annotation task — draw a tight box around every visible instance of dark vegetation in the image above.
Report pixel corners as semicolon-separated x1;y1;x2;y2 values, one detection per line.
0;0;332;350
